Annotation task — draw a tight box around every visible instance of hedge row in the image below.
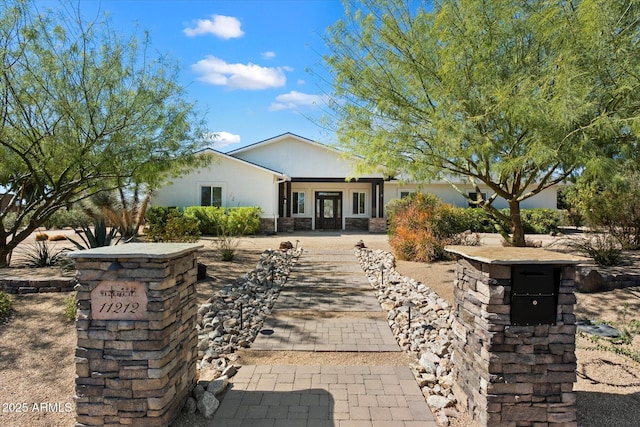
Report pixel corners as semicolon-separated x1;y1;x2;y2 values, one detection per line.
144;206;262;242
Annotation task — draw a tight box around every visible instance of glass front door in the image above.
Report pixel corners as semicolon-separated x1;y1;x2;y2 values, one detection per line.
315;192;342;230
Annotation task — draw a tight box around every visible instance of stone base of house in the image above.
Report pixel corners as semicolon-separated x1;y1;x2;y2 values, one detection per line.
346;217;369;231
294;218;312;231
368;218;387;233
278;217;294;233
259;218;275;234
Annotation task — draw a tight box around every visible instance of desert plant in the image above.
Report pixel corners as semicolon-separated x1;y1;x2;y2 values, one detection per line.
66;219;119;250
22;240;66;267
567;169;640;249
388;193;460;262
63;293;77;321
569;233;622;266
91;186;153;242
0;291;13;319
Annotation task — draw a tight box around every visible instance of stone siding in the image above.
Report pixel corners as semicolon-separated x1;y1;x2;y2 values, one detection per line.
345;217;369;231
1;277;75;294
277;217;294;233
259;218;275;234
368;217;388;233
71;244;200;426
294;217;312;231
451;258;577;427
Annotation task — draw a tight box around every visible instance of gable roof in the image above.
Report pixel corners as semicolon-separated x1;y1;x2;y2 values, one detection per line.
196;147;289;180
227;132;348;158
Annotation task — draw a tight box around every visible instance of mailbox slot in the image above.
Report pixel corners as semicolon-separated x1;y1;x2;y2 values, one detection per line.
511;265;560;326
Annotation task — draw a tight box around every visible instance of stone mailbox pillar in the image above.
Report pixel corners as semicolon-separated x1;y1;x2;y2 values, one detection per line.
68;243;202;426
445;246;586;427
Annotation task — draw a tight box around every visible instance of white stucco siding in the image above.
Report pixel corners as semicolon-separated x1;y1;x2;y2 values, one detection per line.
152;156;279;217
232;136;381;179
384;182;558;210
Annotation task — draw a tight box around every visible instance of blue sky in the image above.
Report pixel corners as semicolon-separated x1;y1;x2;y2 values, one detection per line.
75;0;347;151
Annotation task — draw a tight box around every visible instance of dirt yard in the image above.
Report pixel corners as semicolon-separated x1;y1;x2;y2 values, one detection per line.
1;231;639;426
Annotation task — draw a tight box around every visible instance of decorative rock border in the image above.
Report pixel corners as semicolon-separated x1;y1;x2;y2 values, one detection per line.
0;276;76;294
354;247;461;425
185;246;303;418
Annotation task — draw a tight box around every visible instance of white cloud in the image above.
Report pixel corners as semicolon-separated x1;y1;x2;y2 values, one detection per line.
184;15;244;39
191;56;288;90
202;131;241;149
269;91;327;111
262;51;276;60
297;79;306;85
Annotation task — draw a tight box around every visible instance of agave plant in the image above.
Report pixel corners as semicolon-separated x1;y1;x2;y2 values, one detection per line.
66;219;120;250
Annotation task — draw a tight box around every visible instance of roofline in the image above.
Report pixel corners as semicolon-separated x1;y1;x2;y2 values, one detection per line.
196;147;289;180
226;132;356;160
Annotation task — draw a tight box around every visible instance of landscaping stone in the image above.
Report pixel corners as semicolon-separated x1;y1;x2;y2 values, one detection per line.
196;391;219;418
354;247;458;422
192;246;301;417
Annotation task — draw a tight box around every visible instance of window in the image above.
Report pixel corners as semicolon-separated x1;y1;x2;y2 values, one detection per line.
400;191;414;199
468;192;487;208
201;186;222;207
352;192;366;215
293;191;305;214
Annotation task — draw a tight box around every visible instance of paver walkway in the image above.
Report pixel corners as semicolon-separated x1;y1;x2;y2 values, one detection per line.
210;249;437;427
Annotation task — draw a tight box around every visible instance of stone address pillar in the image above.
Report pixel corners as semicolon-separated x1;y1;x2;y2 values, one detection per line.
68;243;202;426
445;246;586;427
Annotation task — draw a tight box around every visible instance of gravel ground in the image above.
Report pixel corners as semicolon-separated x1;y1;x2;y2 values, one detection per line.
1;230;639;427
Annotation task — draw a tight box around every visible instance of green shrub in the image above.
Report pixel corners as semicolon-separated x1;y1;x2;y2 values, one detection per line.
3;210;33;231
63;293;77;321
184;206;226;235
519;209;566;234
456;208;504;233
43;209;91;230
183;206;262;236
164;212;200;242
0;291;13;319
145;207;200;242
227;207;262;235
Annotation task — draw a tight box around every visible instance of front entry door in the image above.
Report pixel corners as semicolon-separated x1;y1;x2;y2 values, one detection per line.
315;192;342;230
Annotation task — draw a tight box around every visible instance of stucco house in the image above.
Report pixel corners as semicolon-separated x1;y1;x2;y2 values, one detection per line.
152;133;558;233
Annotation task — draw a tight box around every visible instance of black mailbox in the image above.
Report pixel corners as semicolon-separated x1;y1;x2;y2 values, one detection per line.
510;265;560;326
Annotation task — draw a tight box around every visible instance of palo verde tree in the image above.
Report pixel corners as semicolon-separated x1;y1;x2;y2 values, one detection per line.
0;0;210;266
324;0;640;246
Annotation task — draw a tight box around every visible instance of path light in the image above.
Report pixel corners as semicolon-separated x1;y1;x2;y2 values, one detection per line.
239;303;243;330
403;300;416;329
378;262;386;285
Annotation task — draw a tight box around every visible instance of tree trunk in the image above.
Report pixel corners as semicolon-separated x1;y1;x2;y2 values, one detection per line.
0;244;14;268
509;200;527;247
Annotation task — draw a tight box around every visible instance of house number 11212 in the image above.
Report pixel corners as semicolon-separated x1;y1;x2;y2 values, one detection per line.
98;302;139;314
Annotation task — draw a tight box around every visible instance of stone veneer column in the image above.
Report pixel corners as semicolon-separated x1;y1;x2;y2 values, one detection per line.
445;246;586;427
68;243;202;426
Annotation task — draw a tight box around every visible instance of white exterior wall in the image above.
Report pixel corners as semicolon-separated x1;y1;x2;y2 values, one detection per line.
384;182;558;210
232;135;383;179
152;156;280;217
